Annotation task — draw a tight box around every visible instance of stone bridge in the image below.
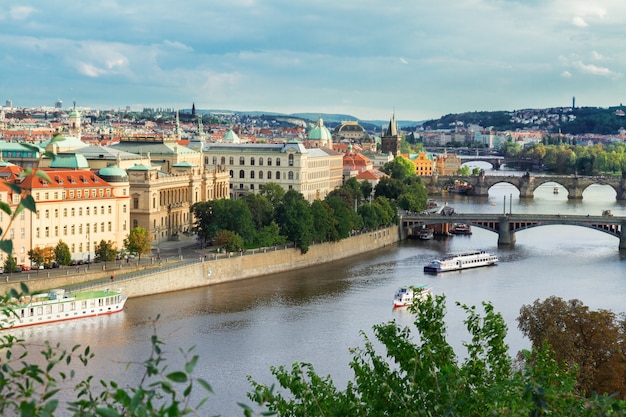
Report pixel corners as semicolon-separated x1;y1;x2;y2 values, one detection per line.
401;213;626;250
424;172;626;200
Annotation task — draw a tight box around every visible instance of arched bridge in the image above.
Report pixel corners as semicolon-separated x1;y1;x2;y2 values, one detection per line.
424;172;626;200
401;212;626;250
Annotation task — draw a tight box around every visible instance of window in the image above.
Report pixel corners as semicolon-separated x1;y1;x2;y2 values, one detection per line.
229;157;234;165
108;206;112;214
250;171;255;179
86;207;90;216
108;222;112;232
259;157;263;166
288;171;294;180
79;207;82;216
123;205;127;213
276;171;281;180
239;156;245;165
79;225;83;234
64;208;68;217
221;156;226;165
250;157;255;166
45;210;49;219
267;171;272;180
77;190;82;198
63;225;67;235
54;209;58;218
20;228;24;239
133;198;139;209
289;154;294;166
71;208;75;216
276;158;281;166
259;171;264;180
101;223;104;232
267;158;272;166
239;170;245;179
69;191;74;198
250;184;255;190
212;156;217;165
45;227;49;237
36;228;40;238
101;206;104;215
229;170;234;178
71;225;75;235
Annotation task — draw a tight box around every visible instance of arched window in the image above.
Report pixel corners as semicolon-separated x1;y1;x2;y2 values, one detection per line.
239;156;245;165
276;158;281;166
229;170;234;178
259;171;264;180
221;156;226;165
250;157;255;166
212;156;217;165
288;171;294;180
239;170;245;179
276;171;281;180
229;157;234;165
259;157;264;166
288;154;294;166
250;171;255;179
267;158;272;166
267;171;272;180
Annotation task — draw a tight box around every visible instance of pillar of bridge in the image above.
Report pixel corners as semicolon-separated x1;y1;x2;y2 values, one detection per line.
567;186;584;199
472;184;490;196
619;221;626;251
617;179;626;201
497;216;516;246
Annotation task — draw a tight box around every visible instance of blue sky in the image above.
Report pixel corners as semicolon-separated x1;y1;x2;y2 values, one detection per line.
1;1;625;121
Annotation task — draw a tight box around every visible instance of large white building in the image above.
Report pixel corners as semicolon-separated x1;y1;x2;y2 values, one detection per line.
202;141;343;202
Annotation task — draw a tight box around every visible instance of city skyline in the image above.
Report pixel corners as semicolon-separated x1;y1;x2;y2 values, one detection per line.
1;1;625;121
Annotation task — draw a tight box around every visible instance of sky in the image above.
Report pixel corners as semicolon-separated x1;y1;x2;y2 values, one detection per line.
1;1;625;122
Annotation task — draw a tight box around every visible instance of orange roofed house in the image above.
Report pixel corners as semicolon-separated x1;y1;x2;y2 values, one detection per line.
4;168;130;266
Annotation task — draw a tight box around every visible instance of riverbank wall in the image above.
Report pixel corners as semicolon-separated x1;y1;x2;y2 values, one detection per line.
2;226;400;298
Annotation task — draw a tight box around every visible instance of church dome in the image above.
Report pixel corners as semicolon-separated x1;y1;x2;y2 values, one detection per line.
98;165;129;182
308;118;332;141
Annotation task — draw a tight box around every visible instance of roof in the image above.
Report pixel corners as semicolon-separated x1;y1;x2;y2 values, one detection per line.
49;154;90;169
308;118;333;141
15;169;112;191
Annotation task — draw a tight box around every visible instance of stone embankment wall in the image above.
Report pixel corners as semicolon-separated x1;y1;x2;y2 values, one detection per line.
2;226;400;298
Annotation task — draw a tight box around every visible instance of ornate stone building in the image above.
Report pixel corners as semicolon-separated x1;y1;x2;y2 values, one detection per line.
381;112;402;157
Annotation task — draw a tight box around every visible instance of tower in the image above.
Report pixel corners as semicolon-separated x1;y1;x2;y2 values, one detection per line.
381;112;402;157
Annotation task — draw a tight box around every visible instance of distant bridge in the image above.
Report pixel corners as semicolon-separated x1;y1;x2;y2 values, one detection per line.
401;212;626;250
423;172;626;200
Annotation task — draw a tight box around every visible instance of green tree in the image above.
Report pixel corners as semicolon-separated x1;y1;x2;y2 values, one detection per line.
94;239;118;264
255;221;286;248
381;155;415;181
215;229;244;253
243;193;274;232
246;295;622;416
3;255;17;273
275;190;313;254
54;240;71;266
259;182;286;209
190;201;217;247
310;200;338;242
124;227;152;261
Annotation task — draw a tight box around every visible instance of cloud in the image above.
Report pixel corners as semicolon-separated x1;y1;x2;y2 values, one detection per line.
399;57;408;65
573;61;621;78
10;6;37;20
561;71;572;78
572;16;588;27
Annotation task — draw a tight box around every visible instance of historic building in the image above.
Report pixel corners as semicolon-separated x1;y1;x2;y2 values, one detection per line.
381;112;402;157
112;135;229;243
4;168;130;265
435;152;462;175
304;118;333;149
202;141;343;202
408;152;436;176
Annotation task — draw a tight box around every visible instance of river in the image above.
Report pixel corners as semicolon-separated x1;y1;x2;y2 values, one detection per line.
11;163;626;416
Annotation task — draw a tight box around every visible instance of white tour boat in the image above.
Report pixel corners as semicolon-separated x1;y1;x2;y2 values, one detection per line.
393;285;432;308
2;288;127;329
423;249;498;273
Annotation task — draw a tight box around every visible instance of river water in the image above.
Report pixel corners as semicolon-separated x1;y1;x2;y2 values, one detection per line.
13;164;626;416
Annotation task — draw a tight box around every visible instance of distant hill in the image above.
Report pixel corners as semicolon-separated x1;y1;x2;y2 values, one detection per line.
191;109;422;132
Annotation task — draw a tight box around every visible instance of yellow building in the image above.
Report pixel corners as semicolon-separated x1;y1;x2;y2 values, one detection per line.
410;152;436;176
435;153;462;175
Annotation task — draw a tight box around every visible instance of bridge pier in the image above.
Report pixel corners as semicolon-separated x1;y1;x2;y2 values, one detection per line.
620;220;626;251
497;216;516;246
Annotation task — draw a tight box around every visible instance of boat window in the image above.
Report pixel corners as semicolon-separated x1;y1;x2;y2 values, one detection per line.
58;304;64;313
70;302;75;311
37;307;43;315
81;301;87;309
20;309;24;318
46;306;52;314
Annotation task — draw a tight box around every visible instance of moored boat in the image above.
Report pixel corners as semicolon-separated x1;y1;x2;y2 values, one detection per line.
423;249;498;273
450;223;472;235
2;288;127;329
418;228;434;240
393;285;432;308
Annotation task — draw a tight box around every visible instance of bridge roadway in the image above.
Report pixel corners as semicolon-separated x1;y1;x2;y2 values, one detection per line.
401;212;626;250
424;172;626;200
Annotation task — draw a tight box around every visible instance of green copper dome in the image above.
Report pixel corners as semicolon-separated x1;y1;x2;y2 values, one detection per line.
308;118;332;141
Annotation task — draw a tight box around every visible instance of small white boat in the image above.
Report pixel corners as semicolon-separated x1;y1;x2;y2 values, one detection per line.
393;285;432;308
418;228;434;240
553;187;559;194
423;249;498;273
2;288;127;329
450;223;472;235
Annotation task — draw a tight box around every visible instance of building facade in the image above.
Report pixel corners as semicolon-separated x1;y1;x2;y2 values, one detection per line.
202;141;343;202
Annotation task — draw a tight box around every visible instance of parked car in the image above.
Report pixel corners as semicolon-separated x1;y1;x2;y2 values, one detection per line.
18;264;31;271
0;267;4;274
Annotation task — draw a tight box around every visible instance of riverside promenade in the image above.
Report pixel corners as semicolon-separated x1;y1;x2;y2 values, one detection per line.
0;226;400;298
